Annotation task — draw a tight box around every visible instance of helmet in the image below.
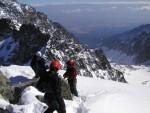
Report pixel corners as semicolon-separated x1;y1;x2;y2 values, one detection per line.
67;59;75;66
36;51;42;57
50;60;61;69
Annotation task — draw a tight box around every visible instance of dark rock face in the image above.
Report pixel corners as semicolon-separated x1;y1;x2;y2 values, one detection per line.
100;24;150;65
0;108;10;113
12;24;49;64
0;71;10;86
0;75;72;105
0;71;15;102
0;19;49;65
60;77;72;100
0;0;126;82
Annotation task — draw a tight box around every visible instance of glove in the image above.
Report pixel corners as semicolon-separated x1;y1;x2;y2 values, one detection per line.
63;77;68;81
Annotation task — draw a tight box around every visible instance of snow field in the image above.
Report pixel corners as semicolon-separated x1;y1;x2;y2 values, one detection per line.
0;65;150;113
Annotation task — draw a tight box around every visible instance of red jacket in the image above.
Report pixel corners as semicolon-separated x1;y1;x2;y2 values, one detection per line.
63;66;77;80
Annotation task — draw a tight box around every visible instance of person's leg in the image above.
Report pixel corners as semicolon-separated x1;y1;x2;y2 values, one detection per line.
44;108;54;113
36;77;44;91
44;94;56;113
56;97;66;113
68;80;74;94
72;79;78;97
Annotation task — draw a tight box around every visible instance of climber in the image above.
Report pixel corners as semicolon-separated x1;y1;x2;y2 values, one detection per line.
63;59;78;97
30;51;46;91
43;60;66;113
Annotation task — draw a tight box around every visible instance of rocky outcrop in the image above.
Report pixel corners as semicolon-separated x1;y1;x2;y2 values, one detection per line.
0;71;10;86
0;71;72;105
0;19;50;65
60;77;72;100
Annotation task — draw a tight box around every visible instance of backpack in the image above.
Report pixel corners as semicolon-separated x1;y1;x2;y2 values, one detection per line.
30;55;46;78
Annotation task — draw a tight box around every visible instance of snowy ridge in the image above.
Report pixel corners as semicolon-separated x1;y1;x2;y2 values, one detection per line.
99;24;150;65
114;24;150;40
0;65;150;113
0;0;53;33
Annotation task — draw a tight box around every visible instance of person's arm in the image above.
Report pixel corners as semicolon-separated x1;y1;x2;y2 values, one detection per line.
30;56;38;76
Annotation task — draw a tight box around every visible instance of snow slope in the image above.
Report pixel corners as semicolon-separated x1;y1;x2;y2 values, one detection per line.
111;63;150;85
0;65;150;113
102;47;135;65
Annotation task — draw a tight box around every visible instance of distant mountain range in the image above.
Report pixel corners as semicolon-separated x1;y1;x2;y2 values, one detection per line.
0;0;126;82
98;24;150;65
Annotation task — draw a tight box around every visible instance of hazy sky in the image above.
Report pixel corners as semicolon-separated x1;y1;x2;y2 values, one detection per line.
18;0;150;5
17;0;150;47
